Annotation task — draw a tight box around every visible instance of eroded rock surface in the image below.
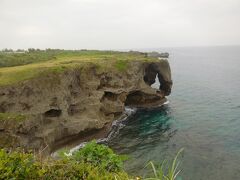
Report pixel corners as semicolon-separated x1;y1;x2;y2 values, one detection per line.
0;60;172;154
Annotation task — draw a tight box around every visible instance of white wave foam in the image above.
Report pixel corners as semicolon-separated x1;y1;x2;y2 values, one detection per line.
163;100;170;105
52;103;166;157
56;106;137;156
124;106;137;116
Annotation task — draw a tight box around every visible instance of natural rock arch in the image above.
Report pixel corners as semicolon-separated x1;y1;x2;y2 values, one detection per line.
143;62;172;96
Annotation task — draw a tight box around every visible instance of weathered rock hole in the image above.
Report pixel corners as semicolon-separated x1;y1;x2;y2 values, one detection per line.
125;91;143;106
100;91;118;102
44;109;62;117
144;63;172;96
125;91;160;106
144;63;160;89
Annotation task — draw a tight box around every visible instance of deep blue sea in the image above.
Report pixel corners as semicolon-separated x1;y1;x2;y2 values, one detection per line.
109;46;240;180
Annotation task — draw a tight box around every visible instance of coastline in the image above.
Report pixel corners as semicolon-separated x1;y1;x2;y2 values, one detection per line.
52;99;170;157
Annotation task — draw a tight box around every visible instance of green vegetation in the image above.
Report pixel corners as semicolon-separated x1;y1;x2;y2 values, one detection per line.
0;149;43;179
0;141;129;179
57;141;127;172
115;60;129;71
0;149;129;180
0;50;56;67
0;112;26;122
144;148;184;180
0;49;157;86
71;141;127;172
0;141;183;179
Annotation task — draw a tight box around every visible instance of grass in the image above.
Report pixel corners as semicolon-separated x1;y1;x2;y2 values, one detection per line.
144;148;184;180
0;50;56;67
0;112;26;122
115;60;129;71
0;50;158;86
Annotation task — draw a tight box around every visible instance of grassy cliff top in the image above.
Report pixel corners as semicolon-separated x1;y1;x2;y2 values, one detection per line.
0;50;157;86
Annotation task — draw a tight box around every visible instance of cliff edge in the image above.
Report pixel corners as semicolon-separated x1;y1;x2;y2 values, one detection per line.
0;51;172;154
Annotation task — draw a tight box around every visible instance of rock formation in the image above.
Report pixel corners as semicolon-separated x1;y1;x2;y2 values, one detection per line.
147;51;170;58
0;59;172;154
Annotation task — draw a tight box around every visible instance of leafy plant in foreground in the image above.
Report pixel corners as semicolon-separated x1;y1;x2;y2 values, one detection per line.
144;148;184;180
0;149;43;179
0;140;183;180
72;140;127;172
0;149;129;180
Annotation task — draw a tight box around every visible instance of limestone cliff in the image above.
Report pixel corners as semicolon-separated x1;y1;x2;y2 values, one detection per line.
0;59;172;154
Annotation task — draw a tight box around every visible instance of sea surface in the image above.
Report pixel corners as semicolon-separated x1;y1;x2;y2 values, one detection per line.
109;46;240;180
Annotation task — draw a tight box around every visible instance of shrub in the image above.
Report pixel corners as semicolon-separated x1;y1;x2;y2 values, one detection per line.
0;149;129;180
72;140;127;172
0;149;43;179
43;159;129;180
0;142;183;180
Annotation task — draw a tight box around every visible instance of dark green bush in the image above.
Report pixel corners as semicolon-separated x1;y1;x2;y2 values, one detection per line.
72;141;127;172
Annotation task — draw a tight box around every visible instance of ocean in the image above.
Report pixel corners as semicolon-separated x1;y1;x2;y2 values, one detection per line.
109;46;240;180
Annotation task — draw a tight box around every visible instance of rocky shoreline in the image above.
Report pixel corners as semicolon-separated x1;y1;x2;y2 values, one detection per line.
57;100;170;157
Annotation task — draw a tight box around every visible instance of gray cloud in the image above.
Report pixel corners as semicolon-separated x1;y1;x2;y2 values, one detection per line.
0;0;240;49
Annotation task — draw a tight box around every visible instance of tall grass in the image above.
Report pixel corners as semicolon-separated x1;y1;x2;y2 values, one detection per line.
144;148;184;180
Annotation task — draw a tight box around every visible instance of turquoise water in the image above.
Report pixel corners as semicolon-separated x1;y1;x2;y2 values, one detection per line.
109;46;240;180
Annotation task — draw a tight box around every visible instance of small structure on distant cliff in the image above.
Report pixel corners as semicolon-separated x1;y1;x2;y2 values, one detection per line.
147;51;169;58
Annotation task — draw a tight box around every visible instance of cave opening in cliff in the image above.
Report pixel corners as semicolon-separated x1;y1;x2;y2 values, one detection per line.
44;109;62;117
143;63;161;90
124;90;161;107
125;91;146;106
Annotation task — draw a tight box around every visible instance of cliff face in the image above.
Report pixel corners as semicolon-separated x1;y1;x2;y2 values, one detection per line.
0;59;172;154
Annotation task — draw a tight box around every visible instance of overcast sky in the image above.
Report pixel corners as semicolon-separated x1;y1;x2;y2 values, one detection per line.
0;0;240;50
